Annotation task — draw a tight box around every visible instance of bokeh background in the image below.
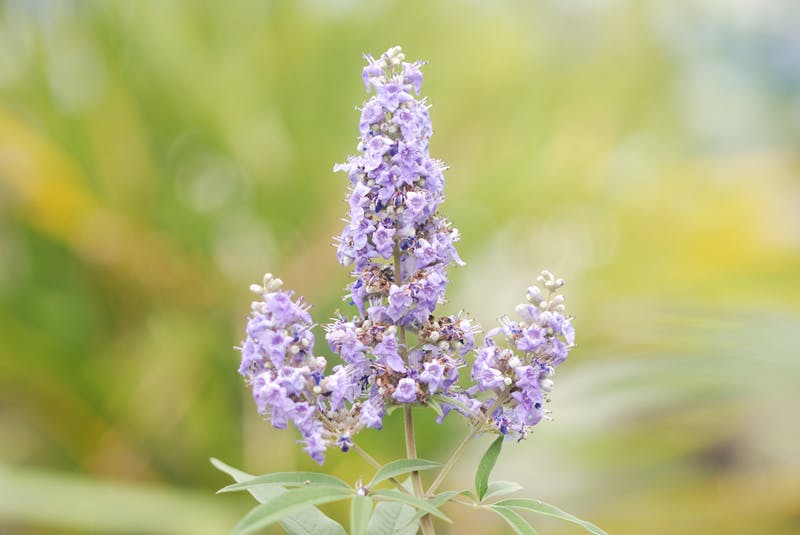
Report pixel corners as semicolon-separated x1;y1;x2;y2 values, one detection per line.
1;1;799;534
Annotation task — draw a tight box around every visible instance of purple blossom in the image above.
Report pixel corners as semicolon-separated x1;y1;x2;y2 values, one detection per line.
373;331;405;372
360;398;385;429
392;378;418;403
387;284;413;322
376;81;413;111
419;360;445;394
372;223;395;259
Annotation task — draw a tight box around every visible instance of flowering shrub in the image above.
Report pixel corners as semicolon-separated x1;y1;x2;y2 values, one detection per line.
214;46;605;535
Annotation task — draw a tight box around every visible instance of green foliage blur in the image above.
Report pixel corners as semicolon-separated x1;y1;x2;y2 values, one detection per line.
1;1;798;534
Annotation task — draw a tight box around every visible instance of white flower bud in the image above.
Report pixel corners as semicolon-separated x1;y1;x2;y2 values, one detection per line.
313;385;322;394
438;341;449;351
250;284;263;294
289;345;300;355
526;286;543;303
503;377;513;386
428;331;440;342
539;378;554;392
385;325;397;335
508;356;521;369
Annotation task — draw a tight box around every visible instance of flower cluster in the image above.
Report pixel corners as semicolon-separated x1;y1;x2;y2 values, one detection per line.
469;271;575;439
238;274;330;461
236;47;575;463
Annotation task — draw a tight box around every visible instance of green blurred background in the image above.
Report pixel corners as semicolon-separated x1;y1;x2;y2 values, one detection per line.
1;1;799;533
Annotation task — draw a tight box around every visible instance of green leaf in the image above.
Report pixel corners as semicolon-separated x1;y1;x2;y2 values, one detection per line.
210;458;347;535
220;472;351;493
474;435;504;501
426;397;444;418
489;506;539;535
232;486;353;535
483;481;524;502
211;458;280;503
367;501;419;535
404;490;461;526
370;489;451;523
350;495;373;535
494;498;608;535
368;459;441;488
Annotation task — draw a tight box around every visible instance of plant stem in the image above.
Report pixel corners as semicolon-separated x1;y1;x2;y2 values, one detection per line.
404;405;435;535
394;245;435;534
425;393;508;497
425;426;480;497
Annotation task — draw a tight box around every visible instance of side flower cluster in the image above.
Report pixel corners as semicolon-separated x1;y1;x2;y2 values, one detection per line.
236;47;576;463
469;271;575;439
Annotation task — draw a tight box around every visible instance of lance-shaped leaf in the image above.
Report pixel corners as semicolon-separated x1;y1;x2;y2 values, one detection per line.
219;471;350;493
493;498;608;535
482;481;524;502
404;490;462;526
489;506;539;535
210;458;346;535
367;501;419;535
475;435;504;501
232;486;353;535
350;495;373;535
369;489;451;523
368;459;441;488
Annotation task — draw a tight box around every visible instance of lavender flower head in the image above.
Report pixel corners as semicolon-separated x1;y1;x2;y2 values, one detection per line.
236;46;576;463
469;271;575;439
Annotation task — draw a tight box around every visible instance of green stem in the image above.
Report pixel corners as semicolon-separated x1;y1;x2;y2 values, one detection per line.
393;245;434;534
404;405;435;535
425;393;509;497
425;426;480;497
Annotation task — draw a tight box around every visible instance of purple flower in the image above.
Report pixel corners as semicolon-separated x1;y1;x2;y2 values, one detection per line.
303;424;328;464
403;61;424;94
360;398;385;430
363;135;393;171
373;331;405;372
419;360;445;394
377;82;413;111
387;284;413;322
372;223;395;259
392;378;418;403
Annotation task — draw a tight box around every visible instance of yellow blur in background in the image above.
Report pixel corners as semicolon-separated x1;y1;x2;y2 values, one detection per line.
1;1;799;534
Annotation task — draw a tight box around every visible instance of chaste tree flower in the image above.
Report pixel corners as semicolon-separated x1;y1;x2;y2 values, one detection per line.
236;46;575;464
